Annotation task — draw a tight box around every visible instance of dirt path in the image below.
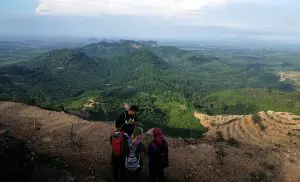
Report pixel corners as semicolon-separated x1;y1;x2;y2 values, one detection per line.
1;101;300;182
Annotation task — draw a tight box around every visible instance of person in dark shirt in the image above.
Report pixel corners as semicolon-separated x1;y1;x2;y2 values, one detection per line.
115;105;139;137
148;128;168;182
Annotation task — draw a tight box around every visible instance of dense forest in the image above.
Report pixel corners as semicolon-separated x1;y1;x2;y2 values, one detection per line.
0;40;299;138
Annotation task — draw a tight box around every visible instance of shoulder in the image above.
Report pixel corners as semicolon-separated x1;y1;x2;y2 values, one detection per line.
137;141;145;150
118;111;127;119
121;111;127;116
163;139;168;145
138;141;145;147
148;142;156;150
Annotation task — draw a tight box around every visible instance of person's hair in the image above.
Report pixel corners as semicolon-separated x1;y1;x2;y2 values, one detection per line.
129;105;139;112
132;127;143;138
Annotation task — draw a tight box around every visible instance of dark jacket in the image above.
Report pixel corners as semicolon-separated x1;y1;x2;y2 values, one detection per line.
148;140;168;169
115;111;137;135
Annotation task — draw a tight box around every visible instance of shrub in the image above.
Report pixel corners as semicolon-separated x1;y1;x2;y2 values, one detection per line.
258;122;266;131
227;138;240;147
216;131;225;142
252;113;262;124
252;113;266;131
247;171;268;182
293;118;300;120
215;146;227;164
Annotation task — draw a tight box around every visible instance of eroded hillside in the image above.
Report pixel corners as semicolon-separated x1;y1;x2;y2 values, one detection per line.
195;111;300;149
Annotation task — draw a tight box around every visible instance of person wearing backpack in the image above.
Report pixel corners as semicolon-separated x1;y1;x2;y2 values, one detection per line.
125;127;145;182
148;128;169;182
110;125;128;182
115;105;139;137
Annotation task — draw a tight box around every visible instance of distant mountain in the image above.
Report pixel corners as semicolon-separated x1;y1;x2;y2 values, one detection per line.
82;40;158;59
30;49;98;69
82;40;142;59
0;44;176;103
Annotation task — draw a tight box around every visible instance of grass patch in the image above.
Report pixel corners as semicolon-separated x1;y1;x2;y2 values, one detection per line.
252;113;266;131
293;118;300;120
202;89;300;115
227;138;240;147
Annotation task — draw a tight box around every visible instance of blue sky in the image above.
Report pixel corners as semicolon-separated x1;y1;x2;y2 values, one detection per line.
0;0;299;42
0;0;37;14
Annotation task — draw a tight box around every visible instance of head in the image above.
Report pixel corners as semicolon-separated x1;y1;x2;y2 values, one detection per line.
152;128;164;145
132;127;143;140
116;124;122;131
128;105;139;115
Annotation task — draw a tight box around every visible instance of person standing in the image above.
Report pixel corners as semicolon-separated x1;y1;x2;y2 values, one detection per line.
115;105;139;137
148;128;169;182
110;125;128;182
125;127;145;182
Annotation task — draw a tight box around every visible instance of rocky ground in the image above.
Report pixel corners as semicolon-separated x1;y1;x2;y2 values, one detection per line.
0;125;95;182
0;101;300;182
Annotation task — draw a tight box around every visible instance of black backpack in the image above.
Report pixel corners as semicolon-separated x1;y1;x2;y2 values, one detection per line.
153;140;169;168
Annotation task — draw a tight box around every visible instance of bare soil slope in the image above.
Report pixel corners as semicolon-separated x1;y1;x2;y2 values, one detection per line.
280;71;300;84
1;101;299;182
194;112;300;150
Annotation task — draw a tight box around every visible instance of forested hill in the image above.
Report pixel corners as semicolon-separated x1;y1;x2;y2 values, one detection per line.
0;40;299;138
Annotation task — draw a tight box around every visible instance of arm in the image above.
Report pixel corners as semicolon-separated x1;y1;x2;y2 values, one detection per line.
148;143;155;159
115;112;125;128
139;142;146;166
133;115;138;130
140;142;146;157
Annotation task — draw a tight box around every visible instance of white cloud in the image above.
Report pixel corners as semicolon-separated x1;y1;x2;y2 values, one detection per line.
35;0;232;17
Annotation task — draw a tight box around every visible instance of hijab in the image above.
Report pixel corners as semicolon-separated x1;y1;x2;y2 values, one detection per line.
152;128;164;145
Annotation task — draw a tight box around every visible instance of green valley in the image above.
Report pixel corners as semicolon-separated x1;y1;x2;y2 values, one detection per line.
0;40;300;138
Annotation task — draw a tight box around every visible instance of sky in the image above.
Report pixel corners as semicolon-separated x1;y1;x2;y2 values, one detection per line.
0;0;299;42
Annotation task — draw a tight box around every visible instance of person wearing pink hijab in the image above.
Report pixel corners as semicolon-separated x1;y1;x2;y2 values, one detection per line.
148;128;169;182
152;128;164;145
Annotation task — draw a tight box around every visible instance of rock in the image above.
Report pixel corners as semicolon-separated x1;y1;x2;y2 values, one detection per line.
42;137;52;143
216;169;220;173
184;174;189;179
188;138;195;144
0;129;7;136
188;145;197;150
87;176;95;180
66;176;75;182
208;165;213;170
0;128;11;137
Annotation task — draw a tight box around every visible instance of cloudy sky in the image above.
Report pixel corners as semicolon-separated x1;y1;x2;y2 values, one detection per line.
0;0;299;42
